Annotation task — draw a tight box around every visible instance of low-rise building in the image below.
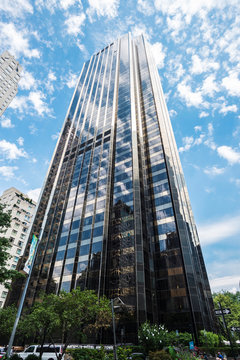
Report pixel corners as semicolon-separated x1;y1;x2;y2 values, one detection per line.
0;187;36;307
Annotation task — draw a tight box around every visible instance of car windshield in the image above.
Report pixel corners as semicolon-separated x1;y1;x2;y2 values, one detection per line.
36;347;60;353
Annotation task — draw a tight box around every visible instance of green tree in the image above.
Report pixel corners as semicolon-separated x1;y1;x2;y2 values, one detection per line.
19;294;59;357
0;305;17;342
53;288;111;356
19;288;112;359
213;291;240;340
0;204;24;288
138;322;169;354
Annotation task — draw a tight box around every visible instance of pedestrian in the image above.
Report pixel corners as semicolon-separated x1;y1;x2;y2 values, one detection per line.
216;352;223;360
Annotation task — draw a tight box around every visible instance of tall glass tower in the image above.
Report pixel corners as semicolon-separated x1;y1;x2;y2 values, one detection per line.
8;34;214;342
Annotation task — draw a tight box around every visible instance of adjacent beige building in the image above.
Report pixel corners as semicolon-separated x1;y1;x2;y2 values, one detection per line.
0;51;22;116
0;187;36;307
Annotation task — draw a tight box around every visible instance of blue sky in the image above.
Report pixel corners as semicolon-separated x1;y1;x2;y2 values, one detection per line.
0;0;239;294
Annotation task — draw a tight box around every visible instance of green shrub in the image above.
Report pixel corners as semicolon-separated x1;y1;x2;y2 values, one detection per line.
149;350;172;360
68;348;106;360
10;355;22;360
138;322;168;353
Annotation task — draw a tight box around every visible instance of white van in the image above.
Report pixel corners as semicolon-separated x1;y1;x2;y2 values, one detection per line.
18;345;64;360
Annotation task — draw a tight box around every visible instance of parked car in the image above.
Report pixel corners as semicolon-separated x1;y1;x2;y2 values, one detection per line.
18;345;64;360
128;353;145;360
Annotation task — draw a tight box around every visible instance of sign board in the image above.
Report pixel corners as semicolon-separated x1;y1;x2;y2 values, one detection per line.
230;326;240;331
214;308;231;316
189;341;194;350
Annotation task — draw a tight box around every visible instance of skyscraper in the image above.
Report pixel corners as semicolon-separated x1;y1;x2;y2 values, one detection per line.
8;34;214;342
0;51;22;117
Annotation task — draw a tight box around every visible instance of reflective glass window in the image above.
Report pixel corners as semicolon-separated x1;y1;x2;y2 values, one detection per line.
59;235;68;246
69;232;78;243
93;226;103;237
72;219;80;230
92;241;102;253
81;229;91;240
61;281;71;292
56;250;65;261
66;247;76;259
80;244;90;256
157;221;176;235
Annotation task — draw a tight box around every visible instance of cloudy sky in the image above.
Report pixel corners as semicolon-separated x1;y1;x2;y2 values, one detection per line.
0;0;240;294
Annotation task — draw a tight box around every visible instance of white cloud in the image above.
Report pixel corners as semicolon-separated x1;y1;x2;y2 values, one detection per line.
29;91;50;116
204;166;225;176
0;22;40;59
66;71;79;88
198;214;240;245
166;13;185;39
194;125;202;132
209;275;240;293
0;0;33;17
151;42;165;69
131;24;152;42
64;13;86;36
169;109;177;117
0;139;27;160
9;95;29;113
29;124;37;135
59;0;77;10
27;188;41;202
201;74;219;97
203;123;216;150
0;117;14;128
177;81;203;107
137;0;154;15
51;132;60;140
190;54;219;75
10;91;51;116
46;71;57;93
222;71;240;97
207;122;213;136
17;137;24;146
230;178;240;187
87;0;120;20
154;0;238;19
179;136;194;152
76;40;88;57
217;145;240;165
219;103;238;115
0;165;18;179
19;70;36;90
199;111;209;118
48;71;57;81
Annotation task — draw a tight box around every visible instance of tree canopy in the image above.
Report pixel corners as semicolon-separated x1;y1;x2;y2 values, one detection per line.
213;291;240;340
19;289;112;359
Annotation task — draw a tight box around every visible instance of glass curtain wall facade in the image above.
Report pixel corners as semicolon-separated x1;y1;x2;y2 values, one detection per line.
7;34;214;342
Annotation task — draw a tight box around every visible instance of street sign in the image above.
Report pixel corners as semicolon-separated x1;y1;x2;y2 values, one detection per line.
214;308;231;316
189;341;194;350
230;326;240;331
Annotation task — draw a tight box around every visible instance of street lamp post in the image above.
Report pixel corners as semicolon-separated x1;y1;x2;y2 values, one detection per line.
111;298;118;360
110;297;127;360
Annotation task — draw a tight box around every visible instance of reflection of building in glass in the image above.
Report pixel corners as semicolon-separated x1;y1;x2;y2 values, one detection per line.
0;51;22;116
7;34;214;342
